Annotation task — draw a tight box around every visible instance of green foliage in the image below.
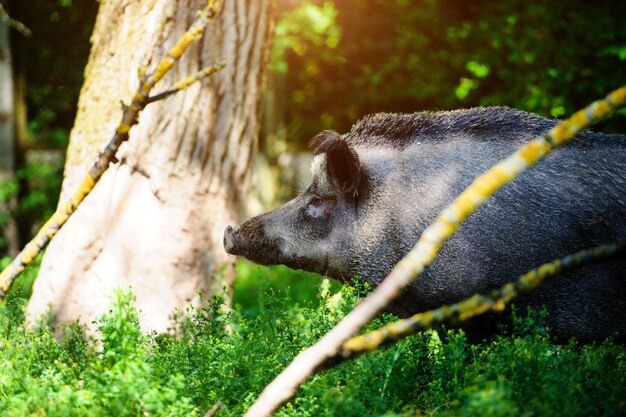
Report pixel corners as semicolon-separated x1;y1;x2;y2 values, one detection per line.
0;0;95;257
273;0;626;143
15;161;64;223
0;178;19;253
0;160;63;257
425;312;626;417
445;0;626;128
0;253;41;304
11;0;98;149
0;290;198;417
271;2;341;75
0;266;624;417
233;260;340;316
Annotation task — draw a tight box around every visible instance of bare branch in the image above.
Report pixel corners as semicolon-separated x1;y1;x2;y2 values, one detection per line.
203;401;222;417
339;241;625;360
243;86;626;417
0;4;32;37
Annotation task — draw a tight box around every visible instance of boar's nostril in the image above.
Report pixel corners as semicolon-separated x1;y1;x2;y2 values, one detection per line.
223;225;235;254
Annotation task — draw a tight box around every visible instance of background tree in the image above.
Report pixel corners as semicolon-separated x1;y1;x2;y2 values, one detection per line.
0;0;96;260
26;0;274;333
0;0;18;256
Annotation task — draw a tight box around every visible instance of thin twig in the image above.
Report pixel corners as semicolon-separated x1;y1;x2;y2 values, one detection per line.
147;61;226;104
243;86;626;417
0;4;32;37
203;401;222;417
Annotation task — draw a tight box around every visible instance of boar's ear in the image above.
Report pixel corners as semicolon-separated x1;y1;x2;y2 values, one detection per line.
311;130;361;195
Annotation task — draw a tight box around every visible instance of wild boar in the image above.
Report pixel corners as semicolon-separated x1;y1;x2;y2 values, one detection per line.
224;107;626;341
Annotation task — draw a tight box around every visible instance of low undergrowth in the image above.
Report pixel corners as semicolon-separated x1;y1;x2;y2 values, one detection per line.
0;264;624;417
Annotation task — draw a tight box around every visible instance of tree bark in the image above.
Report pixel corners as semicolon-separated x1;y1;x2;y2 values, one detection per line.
26;0;274;333
0;0;19;257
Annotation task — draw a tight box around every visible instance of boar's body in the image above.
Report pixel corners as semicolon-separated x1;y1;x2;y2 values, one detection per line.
225;107;626;341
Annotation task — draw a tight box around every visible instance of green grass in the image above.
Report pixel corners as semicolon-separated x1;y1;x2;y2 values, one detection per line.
0;263;624;416
233;260;340;316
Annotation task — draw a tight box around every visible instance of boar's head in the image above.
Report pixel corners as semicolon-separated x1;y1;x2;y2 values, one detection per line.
224;131;362;279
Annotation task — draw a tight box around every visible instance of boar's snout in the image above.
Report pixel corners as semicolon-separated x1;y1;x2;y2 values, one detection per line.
223;224;253;256
223;217;283;265
223;225;237;254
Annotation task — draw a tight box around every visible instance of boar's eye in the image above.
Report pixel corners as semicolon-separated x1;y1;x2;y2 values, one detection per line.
304;195;335;218
309;196;324;207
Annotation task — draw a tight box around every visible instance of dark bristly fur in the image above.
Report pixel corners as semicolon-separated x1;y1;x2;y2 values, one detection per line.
225;107;626;342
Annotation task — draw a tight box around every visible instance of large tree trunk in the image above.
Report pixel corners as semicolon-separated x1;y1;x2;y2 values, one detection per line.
26;0;273;333
0;0;19;257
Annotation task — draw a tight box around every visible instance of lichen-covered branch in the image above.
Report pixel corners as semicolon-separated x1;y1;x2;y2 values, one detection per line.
339;241;624;359
0;0;225;299
243;85;626;417
146;62;226;104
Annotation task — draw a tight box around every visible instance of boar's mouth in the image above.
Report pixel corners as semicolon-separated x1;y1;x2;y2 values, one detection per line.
224;221;331;275
223;220;284;266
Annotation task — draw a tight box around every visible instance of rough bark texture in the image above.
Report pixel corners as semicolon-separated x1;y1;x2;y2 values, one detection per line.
0;2;19;256
26;0;273;333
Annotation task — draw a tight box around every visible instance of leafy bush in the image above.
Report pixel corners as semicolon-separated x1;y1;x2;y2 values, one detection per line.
0;265;624;416
0;161;64;258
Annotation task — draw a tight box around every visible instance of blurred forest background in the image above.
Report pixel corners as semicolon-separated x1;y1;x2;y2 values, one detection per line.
1;0;626;258
0;2;625;415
